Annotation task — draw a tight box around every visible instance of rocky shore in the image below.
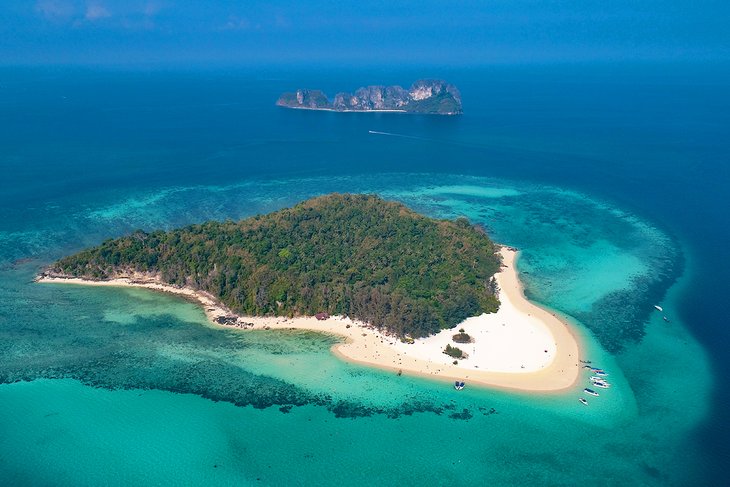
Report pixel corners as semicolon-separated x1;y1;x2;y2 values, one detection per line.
276;79;462;115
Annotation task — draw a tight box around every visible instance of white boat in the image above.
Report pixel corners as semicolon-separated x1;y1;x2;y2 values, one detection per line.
654;305;663;312
579;398;589;405
592;381;610;389
584;388;599;397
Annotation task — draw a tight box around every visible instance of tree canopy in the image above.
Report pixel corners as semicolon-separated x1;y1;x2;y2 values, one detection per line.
48;193;501;338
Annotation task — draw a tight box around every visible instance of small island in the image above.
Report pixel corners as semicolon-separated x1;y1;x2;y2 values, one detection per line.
38;194;580;391
276;79;463;115
41;194;499;337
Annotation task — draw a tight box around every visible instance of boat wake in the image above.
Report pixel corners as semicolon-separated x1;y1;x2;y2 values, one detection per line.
367;130;427;140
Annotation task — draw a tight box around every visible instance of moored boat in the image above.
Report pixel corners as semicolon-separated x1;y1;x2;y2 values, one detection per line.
454;381;465;390
592;381;610;389
579;398;588;405
584;388;599;397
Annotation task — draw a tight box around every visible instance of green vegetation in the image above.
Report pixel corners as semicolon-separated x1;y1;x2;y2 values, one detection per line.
452;332;473;343
444;344;465;359
276;89;331;109
407;92;461;115
48;194;501;338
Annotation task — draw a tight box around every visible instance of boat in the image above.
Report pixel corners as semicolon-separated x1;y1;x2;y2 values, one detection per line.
592;381;610;389
454;381;465;390
579;398;588;405
593;370;608;376
590;376;609;381
584;388;599;396
663;316;670;322
654;305;663;312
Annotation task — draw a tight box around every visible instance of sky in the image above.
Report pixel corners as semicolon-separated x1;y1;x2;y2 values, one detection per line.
1;0;728;66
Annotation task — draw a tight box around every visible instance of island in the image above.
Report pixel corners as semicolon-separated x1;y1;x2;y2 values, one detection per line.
38;194;580;391
276;79;463;115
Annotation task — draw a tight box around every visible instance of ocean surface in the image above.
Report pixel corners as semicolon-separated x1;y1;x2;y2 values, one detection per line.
0;64;728;485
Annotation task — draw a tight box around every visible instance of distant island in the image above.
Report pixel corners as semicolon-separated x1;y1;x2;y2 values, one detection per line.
41;194;498;338
276;79;463;115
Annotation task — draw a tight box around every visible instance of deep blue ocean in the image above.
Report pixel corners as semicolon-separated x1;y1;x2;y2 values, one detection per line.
0;63;728;485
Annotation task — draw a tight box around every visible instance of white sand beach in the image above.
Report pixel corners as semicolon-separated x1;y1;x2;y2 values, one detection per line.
37;247;580;392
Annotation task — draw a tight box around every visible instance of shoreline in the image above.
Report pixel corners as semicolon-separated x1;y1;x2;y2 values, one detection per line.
37;247;580;392
277;105;408;113
276;105;459;116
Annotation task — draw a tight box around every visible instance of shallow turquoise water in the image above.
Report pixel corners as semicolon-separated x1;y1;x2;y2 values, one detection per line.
0;173;709;485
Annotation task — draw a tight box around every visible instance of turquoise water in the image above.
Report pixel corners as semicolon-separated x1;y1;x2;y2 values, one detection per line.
0;174;707;485
0;66;725;485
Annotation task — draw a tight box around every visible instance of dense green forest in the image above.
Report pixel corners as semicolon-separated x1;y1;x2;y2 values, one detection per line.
47;194;501;338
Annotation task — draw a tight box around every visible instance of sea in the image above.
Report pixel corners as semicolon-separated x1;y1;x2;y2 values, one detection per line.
0;63;728;486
